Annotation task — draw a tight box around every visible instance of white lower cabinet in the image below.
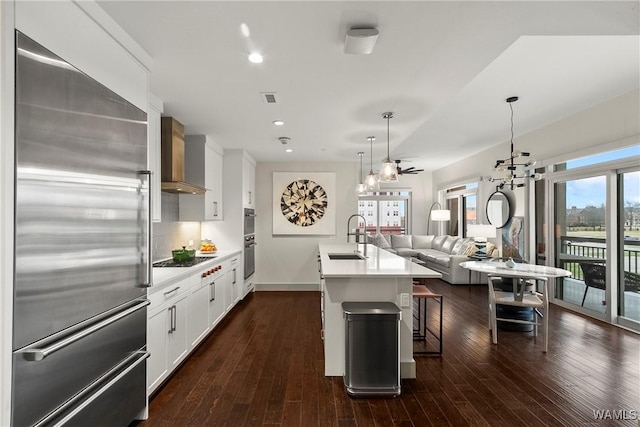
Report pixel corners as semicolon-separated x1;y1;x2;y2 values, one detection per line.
147;306;169;393
208;276;225;328
147;252;242;395
167;293;189;369
147;280;190;394
188;278;210;348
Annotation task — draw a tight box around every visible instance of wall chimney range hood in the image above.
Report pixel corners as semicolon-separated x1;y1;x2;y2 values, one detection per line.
161;117;206;195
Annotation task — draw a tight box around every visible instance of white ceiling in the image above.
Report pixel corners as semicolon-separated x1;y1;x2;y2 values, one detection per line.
98;1;640;172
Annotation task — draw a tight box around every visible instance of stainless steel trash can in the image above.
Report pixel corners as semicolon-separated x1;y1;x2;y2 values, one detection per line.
342;302;401;397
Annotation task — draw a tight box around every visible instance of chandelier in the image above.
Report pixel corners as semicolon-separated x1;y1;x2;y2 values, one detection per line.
488;96;542;190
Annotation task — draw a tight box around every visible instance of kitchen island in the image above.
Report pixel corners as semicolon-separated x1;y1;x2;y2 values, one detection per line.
318;243;442;379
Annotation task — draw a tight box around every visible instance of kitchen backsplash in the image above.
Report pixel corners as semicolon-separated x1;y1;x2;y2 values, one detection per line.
152;193;201;261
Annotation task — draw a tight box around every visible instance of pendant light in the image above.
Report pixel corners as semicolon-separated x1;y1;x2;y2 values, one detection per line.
379;112;398;182
487;96;542;189
365;136;379;191
355;152;367;194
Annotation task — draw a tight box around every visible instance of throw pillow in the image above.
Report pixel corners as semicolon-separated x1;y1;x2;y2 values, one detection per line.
369;233;391;249
391;234;412;249
451;238;470;255
412;235;434;249
463;240;478;256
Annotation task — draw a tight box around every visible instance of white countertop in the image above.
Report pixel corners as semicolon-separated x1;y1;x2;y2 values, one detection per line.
152;249;241;289
318;243;442;278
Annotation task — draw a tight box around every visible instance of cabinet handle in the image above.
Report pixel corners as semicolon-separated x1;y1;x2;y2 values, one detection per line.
163;286;180;297
209;282;216;302
248;191;252;204
213;201;218;217
232;268;237;285
171;305;177;333
167;306;174;334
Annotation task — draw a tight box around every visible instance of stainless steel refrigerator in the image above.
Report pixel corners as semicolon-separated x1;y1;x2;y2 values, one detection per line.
12;31;151;426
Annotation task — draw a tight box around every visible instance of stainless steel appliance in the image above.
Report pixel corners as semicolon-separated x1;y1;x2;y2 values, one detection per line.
13;32;150;427
153;257;213;268
244;234;256;279
244;208;256;235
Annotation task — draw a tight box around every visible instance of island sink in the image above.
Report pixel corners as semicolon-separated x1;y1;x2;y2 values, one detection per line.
328;253;366;260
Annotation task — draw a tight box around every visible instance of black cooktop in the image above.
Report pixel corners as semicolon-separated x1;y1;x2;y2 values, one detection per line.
153;257;213;268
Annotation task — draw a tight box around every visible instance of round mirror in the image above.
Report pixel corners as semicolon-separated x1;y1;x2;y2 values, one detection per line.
486;191;511;228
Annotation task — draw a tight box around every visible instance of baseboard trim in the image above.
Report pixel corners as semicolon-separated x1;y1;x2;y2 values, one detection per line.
255;283;320;292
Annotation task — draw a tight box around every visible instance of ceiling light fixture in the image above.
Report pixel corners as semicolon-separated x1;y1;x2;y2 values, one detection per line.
488;96;542;190
344;28;379;55
273;120;284;126
356;152;367;195
248;52;263;64
365;136;379;191
379;112;398;182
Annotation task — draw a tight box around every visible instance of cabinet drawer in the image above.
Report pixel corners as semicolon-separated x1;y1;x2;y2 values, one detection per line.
149;280;190;312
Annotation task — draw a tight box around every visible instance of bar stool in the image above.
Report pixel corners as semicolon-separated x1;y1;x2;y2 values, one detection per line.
412;284;443;355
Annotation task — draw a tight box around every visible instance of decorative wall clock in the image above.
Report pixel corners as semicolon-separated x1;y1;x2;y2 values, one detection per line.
280;179;328;226
272;172;336;236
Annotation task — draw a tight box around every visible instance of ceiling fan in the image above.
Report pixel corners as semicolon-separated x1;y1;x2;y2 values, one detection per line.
395;159;424;175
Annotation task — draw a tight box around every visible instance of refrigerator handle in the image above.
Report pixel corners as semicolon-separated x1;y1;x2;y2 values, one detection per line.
138;170;153;288
19;299;150;362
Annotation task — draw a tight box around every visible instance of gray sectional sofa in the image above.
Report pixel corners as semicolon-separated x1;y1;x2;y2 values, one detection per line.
368;234;496;285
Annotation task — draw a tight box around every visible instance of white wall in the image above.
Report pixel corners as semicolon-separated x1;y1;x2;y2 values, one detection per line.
254;162;357;289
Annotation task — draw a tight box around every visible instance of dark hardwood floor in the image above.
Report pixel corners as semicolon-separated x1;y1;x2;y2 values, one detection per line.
135;280;640;426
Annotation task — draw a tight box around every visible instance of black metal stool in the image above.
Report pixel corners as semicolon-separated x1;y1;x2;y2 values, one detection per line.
412;284;443;355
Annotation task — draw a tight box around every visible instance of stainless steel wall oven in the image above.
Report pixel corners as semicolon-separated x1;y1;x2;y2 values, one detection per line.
244;208;255;235
244;234;256;279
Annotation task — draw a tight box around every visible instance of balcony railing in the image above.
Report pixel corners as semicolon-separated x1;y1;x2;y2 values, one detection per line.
558;235;640;281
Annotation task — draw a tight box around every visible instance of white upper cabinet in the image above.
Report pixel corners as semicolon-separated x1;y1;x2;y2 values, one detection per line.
148;94;163;222
179;135;224;221
242;155;256;208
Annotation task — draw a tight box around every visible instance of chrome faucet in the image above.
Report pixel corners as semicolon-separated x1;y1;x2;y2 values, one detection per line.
347;214;367;257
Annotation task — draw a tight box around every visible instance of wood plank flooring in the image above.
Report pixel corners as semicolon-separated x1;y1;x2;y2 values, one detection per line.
133;280;640;426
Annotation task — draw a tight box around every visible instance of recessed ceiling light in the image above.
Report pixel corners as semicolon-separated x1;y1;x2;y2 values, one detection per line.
285;148;293;153
248;52;263;64
273;120;284;126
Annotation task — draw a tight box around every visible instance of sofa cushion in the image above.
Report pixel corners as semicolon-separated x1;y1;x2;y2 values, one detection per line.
431;235;447;251
395;248;418;258
369;233;391;249
412;235;434;249
440;236;459;254
391;234;412;249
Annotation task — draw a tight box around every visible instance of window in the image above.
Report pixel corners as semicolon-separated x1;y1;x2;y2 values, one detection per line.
358;190;411;235
443;182;478;237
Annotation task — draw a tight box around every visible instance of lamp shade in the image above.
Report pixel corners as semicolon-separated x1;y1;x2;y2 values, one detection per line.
467;224;497;239
430;209;450;221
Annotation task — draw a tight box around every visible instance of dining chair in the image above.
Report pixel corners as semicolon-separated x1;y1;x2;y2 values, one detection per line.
487;274;549;352
579;262;606;306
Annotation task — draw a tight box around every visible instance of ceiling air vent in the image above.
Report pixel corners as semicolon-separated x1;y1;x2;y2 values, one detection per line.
261;92;277;104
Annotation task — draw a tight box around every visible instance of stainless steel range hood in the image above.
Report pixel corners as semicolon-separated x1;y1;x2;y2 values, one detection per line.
161;117;206;195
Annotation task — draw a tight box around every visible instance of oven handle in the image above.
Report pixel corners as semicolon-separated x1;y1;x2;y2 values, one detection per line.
18;299;150;362
245;242;257;248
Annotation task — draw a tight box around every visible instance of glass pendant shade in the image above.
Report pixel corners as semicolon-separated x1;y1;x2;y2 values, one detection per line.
379;112;398;182
365;171;380;190
379;159;398;182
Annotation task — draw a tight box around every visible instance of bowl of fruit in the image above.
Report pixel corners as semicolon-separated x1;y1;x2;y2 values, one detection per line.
200;240;217;254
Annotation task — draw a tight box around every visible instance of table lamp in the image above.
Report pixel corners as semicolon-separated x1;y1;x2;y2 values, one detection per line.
467;224;497;258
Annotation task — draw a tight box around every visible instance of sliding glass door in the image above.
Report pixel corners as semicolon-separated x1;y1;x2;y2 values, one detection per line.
618;169;640;325
553;175;608;315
